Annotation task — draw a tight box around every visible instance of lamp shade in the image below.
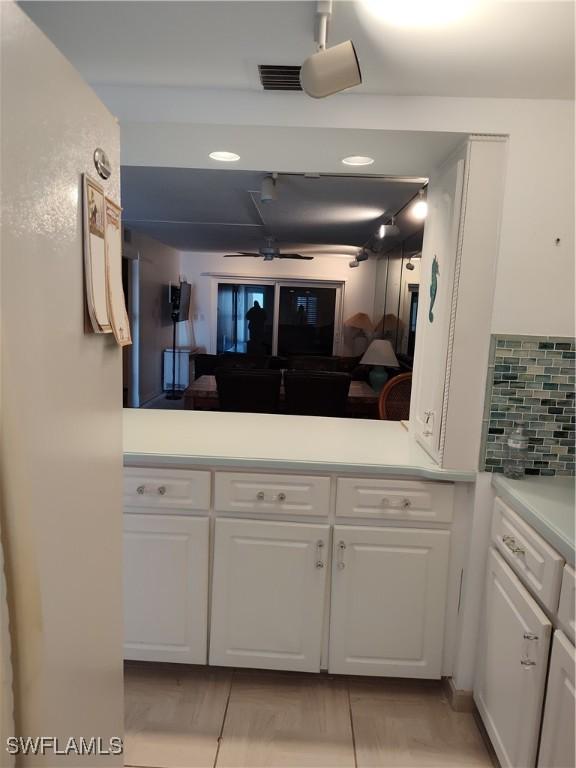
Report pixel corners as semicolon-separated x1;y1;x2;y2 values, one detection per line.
360;339;399;368
344;312;373;333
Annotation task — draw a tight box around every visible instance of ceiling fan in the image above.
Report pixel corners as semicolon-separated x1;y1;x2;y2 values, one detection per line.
224;238;314;261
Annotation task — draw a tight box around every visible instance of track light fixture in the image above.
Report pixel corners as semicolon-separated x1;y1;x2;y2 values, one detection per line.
412;189;428;220
377;216;400;239
349;258;359;268
260;173;278;203
300;1;362;99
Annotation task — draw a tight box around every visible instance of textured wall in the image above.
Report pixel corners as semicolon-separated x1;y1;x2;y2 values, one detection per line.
480;336;575;475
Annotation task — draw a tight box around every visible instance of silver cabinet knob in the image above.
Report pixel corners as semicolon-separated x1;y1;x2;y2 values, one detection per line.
136;485;145;495
401;498;412;509
524;632;539;641
381;498;390;507
503;535;525;556
337;541;347;570
315;540;325;568
157;486;166;496
277;492;287;502
256;491;265;501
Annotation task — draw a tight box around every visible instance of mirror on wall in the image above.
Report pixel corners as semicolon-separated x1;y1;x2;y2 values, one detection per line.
372;228;423;366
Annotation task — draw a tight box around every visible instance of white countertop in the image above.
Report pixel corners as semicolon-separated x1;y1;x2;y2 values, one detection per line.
492;474;575;565
123;409;475;482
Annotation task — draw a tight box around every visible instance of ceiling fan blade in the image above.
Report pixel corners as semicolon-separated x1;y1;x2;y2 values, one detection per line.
278;254;314;260
223;252;262;257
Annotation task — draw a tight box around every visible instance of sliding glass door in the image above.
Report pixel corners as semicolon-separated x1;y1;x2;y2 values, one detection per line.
216;283;274;354
277;285;338;356
214;279;342;357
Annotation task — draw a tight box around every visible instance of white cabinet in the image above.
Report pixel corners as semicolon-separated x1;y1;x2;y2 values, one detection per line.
557;564;575;643
336;477;454;523
214;472;330;517
124;467;211;512
537;630;575;768
209;518;329;672
475;548;552;768
123;514;209;663
491;497;564;613
328;525;450;678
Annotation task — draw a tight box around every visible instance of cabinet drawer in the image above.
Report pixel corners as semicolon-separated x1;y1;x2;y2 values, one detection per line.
124;468;210;511
557;565;575;643
336;478;453;523
491;497;564;612
214;472;330;516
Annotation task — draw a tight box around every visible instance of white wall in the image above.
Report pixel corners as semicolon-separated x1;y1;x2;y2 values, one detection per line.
100;86;574;339
1;5;123;763
179;251;377;356
128;232;182;404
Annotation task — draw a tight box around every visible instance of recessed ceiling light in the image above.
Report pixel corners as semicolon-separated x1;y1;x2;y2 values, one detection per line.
209;151;240;162
342;155;374;166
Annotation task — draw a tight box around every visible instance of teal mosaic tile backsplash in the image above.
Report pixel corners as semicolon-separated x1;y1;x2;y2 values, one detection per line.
480;335;575;475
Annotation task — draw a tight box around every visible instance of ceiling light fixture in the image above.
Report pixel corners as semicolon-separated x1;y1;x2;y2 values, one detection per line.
412;189;428;220
209;151;240;162
300;1;362;98
349;259;360;268
342;155;374;166
360;0;477;28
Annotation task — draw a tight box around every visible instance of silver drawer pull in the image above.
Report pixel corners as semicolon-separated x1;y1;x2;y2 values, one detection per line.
315;540;325;569
503;536;525;556
337;540;346;570
524;632;539;641
157;485;167;496
521;659;537;668
256;491;265;501
277;492;287;502
136;485;145;495
401;498;412;509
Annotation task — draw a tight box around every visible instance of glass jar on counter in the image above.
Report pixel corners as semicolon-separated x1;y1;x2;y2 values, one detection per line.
503;424;529;479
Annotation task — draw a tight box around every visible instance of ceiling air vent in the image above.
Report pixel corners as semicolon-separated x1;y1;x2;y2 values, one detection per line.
258;65;302;91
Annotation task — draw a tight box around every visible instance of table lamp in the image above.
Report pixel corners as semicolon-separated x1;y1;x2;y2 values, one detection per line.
360;339;400;392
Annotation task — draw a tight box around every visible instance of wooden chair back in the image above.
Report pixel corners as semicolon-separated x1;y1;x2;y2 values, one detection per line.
378;373;413;420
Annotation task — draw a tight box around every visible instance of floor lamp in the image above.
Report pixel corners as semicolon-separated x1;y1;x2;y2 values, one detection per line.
166;286;182;401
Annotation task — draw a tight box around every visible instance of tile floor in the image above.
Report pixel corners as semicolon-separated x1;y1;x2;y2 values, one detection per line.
124;663;493;768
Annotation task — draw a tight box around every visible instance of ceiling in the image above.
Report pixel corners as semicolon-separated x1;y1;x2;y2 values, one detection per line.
22;1;574;99
122;166;425;254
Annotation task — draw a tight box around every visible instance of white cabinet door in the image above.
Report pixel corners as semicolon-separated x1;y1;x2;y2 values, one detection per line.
329;525;450;678
124;514;209;663
475;548;552;768
210;518;329;672
538;631;575;768
557;564;576;644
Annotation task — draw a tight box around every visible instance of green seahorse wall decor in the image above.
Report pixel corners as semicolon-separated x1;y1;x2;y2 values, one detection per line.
429;255;439;323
